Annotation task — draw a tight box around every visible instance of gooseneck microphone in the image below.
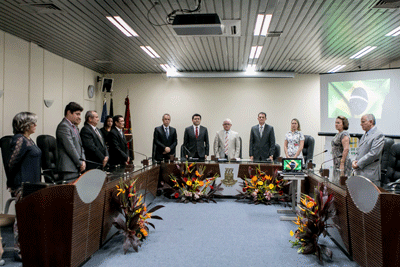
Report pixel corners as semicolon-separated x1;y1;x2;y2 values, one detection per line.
133;151;148;160
320;155;342;170
313;149;328;159
319;155;342;177
134;151;149;166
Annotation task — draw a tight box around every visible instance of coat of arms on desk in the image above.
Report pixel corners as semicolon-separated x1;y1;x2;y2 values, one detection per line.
236;166;290;205
162;162;223;203
289;184;337;263
112;178;164;254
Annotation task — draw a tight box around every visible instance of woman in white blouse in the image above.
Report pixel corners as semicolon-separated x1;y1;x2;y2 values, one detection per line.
284;118;305;159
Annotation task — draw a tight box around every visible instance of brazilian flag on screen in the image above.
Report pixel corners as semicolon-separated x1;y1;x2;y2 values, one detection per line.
328;79;390;119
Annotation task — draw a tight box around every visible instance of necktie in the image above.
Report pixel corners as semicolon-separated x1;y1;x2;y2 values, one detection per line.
195;127;198;139
224;131;229;155
95;128;104;145
260;126;263;137
165;127;169;138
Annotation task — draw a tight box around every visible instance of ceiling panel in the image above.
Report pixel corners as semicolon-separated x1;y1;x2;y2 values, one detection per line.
0;0;399;74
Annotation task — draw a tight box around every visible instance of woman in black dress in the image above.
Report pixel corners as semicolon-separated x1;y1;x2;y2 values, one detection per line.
8;111;41;261
100;115;113;146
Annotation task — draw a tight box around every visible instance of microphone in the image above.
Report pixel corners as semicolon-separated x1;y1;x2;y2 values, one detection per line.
79;158;104;170
313;149;328;160
182;146;198;161
134;151;149;166
319;155;342;177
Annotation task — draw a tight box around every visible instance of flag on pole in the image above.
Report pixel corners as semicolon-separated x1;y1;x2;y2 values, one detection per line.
100;98;108;123
124;96;134;160
109;97;114;117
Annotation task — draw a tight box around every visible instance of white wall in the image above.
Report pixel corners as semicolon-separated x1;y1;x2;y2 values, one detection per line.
0;31;101;213
106;73;325;167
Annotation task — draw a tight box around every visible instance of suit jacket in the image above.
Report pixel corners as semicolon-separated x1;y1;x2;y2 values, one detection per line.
153;125;178;161
107;127;129;166
354;126;385;183
183;125;209;158
249;124;275;161
56;118;85;175
80;123;108;170
213;130;240;160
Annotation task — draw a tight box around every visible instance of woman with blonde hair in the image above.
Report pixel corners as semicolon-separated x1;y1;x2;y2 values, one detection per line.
284;118;305;159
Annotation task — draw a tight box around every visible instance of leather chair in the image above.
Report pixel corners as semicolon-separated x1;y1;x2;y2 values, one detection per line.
239;136;242;159
0;136;13;188
36;135;60;184
380;137;394;185
384;143;400;184
180;144;187;162
302;135;315;164
273;143;280;160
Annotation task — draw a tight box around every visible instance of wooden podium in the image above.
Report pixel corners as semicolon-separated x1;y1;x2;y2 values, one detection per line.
16;170;107;267
347;175;400;267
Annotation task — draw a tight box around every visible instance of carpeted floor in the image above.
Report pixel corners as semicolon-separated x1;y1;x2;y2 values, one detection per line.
83;197;359;267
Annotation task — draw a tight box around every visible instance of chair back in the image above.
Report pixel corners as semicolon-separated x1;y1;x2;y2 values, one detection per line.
36;135;59;183
385;143;400;183
273;143;280;160
302;135;315;164
239;136;242;159
381;137;394;172
0;135;13;186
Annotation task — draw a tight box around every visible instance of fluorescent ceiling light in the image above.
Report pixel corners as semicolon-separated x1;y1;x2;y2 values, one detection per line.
160;64;176;72
328;65;346;73
106;16;138;37
245;64;257;74
386;26;400;36
249;46;263;59
140;46;160;58
254;14;272;36
349;46;377;59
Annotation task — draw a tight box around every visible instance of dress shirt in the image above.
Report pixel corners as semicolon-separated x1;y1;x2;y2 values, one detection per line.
193;125;200;135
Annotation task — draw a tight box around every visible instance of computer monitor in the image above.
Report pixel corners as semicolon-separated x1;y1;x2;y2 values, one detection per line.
282;158;303;172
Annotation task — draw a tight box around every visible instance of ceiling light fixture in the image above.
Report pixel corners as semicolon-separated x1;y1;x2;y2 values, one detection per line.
328;65;346;73
245;64;257;74
385;26;400;36
254;14;272;36
350;46;377;59
160;64;176;72
140;46;160;58
249;46;263;59
106;16;138;37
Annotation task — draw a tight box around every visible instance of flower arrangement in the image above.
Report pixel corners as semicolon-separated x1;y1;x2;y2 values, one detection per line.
236;166;289;204
112;178;164;254
162;162;222;203
289;183;336;262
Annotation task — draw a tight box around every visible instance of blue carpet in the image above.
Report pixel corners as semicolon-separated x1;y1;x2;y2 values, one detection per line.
84;197;359;267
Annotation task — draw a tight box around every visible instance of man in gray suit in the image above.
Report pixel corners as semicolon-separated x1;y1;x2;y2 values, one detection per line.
352;114;385;186
56;102;86;180
249;112;275;162
213;118;240;160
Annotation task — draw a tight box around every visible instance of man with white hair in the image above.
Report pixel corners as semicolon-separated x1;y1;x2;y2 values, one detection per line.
213;118;241;160
352;113;385;186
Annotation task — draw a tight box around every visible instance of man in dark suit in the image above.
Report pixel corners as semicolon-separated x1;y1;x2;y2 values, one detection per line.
80;110;109;170
107;115;129;166
153;113;178;163
249;112;275;162
183;113;209;161
56;102;86;180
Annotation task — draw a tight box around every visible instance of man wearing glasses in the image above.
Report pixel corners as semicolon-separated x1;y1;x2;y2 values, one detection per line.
213;118;241;160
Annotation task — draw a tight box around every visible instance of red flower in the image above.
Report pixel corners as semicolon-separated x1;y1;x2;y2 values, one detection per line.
183;178;188;182
174;192;179;198
279;191;283;196
242;188;246;192
210;186;214;190
192;178;196;182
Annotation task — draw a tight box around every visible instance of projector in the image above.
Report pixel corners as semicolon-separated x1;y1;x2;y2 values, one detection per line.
172;13;223;36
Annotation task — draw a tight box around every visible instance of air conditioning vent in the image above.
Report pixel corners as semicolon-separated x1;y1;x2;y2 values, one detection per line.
371;0;400;9
21;3;63;14
266;32;282;38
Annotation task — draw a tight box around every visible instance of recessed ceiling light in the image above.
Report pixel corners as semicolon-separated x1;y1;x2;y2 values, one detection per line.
385;26;400;36
94;59;113;64
140;46;160;58
350;46;377;59
106;16;138;37
254;14;272;36
249;46;263;59
328;65;346;73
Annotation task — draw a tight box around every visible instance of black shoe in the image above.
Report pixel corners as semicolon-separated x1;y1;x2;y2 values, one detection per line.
13;251;22;262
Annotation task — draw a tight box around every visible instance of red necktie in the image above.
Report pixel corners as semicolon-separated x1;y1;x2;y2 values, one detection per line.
195;127;198;139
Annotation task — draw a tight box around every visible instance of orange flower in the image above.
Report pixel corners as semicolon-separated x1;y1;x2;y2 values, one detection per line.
195;171;201;177
265;175;272;180
140;228;148;236
251;176;258;183
307;201;315;208
198;181;204;186
189;163;194;168
128;193;134;197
